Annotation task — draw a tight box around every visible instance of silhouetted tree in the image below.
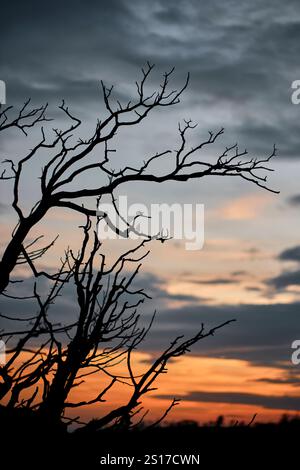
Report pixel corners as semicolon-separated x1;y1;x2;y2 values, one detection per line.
0;63;277;293
0;64;278;429
0;218;233;429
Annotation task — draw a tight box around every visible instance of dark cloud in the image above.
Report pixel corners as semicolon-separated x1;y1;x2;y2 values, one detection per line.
129;272;207;304
288;194;300;206
1;271;300;370
189;278;236;285
267;269;300;290
255;375;300;387
142;301;300;368
3;267;300;367
156;391;300;411
137;303;300;370
0;276;78;337
245;286;262;292
0;270;203;335
279;246;300;262
1;0;300;157
265;244;300;290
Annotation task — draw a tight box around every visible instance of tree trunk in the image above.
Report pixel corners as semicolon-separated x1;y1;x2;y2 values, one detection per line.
38;366;71;423
39;343;84;423
0;203;48;293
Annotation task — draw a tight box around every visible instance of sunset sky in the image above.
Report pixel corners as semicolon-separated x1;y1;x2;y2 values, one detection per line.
1;0;300;425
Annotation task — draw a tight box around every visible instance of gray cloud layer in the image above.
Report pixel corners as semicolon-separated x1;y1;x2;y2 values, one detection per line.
2;0;300;157
145;301;300;368
2;272;300;370
156;390;300;411
279;246;300;262
267;244;300;290
267;269;300;290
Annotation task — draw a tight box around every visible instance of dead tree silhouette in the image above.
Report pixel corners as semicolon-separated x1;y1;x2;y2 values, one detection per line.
0;63;278;429
0;218;233;429
0;63;278;293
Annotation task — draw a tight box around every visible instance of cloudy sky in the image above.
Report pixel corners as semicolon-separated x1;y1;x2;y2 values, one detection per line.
1;0;300;424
